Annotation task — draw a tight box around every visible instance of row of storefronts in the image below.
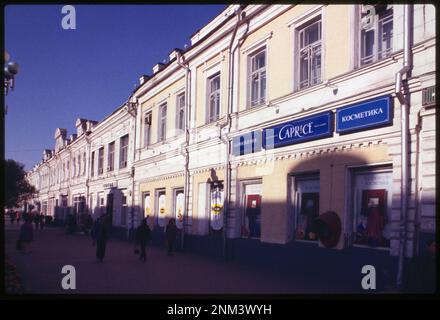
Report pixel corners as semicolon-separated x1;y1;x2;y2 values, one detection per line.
26;4;436;283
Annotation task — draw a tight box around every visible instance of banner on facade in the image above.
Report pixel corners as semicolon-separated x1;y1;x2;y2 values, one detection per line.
175;192;184;229
263;111;333;149
210;189;224;231
336;95;392;133
232;130;262;156
158;193;166;227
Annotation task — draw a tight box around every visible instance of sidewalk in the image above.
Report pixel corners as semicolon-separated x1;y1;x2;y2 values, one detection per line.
4;220;358;294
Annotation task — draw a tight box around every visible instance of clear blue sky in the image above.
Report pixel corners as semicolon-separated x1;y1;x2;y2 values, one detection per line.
5;4;226;170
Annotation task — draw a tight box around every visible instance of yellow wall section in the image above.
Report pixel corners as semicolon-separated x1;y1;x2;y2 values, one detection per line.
324;5;351;80
236;144;391;247
140;76;185;145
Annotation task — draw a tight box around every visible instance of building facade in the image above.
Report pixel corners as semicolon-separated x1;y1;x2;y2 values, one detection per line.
27;4;436;286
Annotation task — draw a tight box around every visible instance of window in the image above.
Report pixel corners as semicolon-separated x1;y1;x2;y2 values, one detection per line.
108;141;115;172
249;48;266;107
72;158;76;178
91;151;95;177
241;183;262;239
121;194;127;226
98;147;104;175
174;189;184;229
360;5;393;66
119;135;129;168
158;103;167;142
297;17;322;90
143;112;152;147
63;163;65;181
292;174;320;242
77;155;81;176
176;92;185;133
156;189;166;228
83;152;86;175
207;73;220;123
351;166;392;248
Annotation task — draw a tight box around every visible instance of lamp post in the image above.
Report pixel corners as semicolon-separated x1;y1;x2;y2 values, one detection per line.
4;51;20;114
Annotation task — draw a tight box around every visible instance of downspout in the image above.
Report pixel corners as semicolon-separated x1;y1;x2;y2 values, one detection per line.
176;51;191;250
126;94;138;240
222;5;244;258
395;4;413;290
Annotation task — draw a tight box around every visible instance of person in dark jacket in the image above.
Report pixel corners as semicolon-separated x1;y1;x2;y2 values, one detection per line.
9;210;16;224
165;218;178;256
33;213;40;229
39;213;45;229
93;217;108;262
136;218;151;262
19;218;34;254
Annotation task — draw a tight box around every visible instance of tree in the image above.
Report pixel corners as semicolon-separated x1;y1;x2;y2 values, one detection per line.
4;159;36;208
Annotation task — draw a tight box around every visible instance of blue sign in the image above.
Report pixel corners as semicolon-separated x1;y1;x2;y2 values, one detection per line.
232;131;262;156
263;111;333;149
336;95;392;133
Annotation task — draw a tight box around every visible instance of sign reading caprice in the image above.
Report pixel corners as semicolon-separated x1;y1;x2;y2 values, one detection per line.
336;95;392;133
263;111;332;149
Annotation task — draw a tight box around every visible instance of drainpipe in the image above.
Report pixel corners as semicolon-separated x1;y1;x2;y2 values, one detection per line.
129;96;138;241
176;51;191;250
395;4;413;290
222;5;245;259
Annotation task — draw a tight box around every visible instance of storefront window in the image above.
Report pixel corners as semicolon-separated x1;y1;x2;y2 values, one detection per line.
156;189;166;228
351;167;392;248
241;183;262;239
293;174;320;241
174;189;184;230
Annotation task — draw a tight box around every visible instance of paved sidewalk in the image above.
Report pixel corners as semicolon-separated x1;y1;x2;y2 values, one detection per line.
4;220;355;294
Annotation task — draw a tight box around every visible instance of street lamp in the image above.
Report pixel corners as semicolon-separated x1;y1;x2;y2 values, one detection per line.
4;50;20;97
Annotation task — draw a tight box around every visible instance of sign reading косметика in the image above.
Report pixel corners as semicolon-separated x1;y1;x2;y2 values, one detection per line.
336;95;393;134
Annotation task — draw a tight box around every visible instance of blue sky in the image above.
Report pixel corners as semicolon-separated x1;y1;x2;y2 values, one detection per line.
5;4;226;170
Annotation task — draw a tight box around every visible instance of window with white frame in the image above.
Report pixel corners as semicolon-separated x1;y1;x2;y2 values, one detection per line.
143;111;152;148
207;73;220;123
120;135;129;168
108;141;115;172
176;92;185;133
90;151;95;177
83;152;86;175
72;158;76;178
98;147;104;174
360;5;393;66
158;103;167;142
249;48;267;107
77;154;81;176
297;16;322;90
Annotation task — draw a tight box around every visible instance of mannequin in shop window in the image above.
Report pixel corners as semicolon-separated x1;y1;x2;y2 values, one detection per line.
300;193;319;240
361;193;387;247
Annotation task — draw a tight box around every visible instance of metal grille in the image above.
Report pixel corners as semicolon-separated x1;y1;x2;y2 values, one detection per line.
422;86;435;106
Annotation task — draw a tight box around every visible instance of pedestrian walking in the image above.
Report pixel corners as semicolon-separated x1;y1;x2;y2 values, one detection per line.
136;218;151;262
19;218;34;254
33;213;40;229
9;210;16;224
165;218;177;256
16;211;21;224
93;217;108;262
91;217;99;246
39;213;45;230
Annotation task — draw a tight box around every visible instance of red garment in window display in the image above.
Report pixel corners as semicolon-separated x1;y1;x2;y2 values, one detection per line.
361;189;387;241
